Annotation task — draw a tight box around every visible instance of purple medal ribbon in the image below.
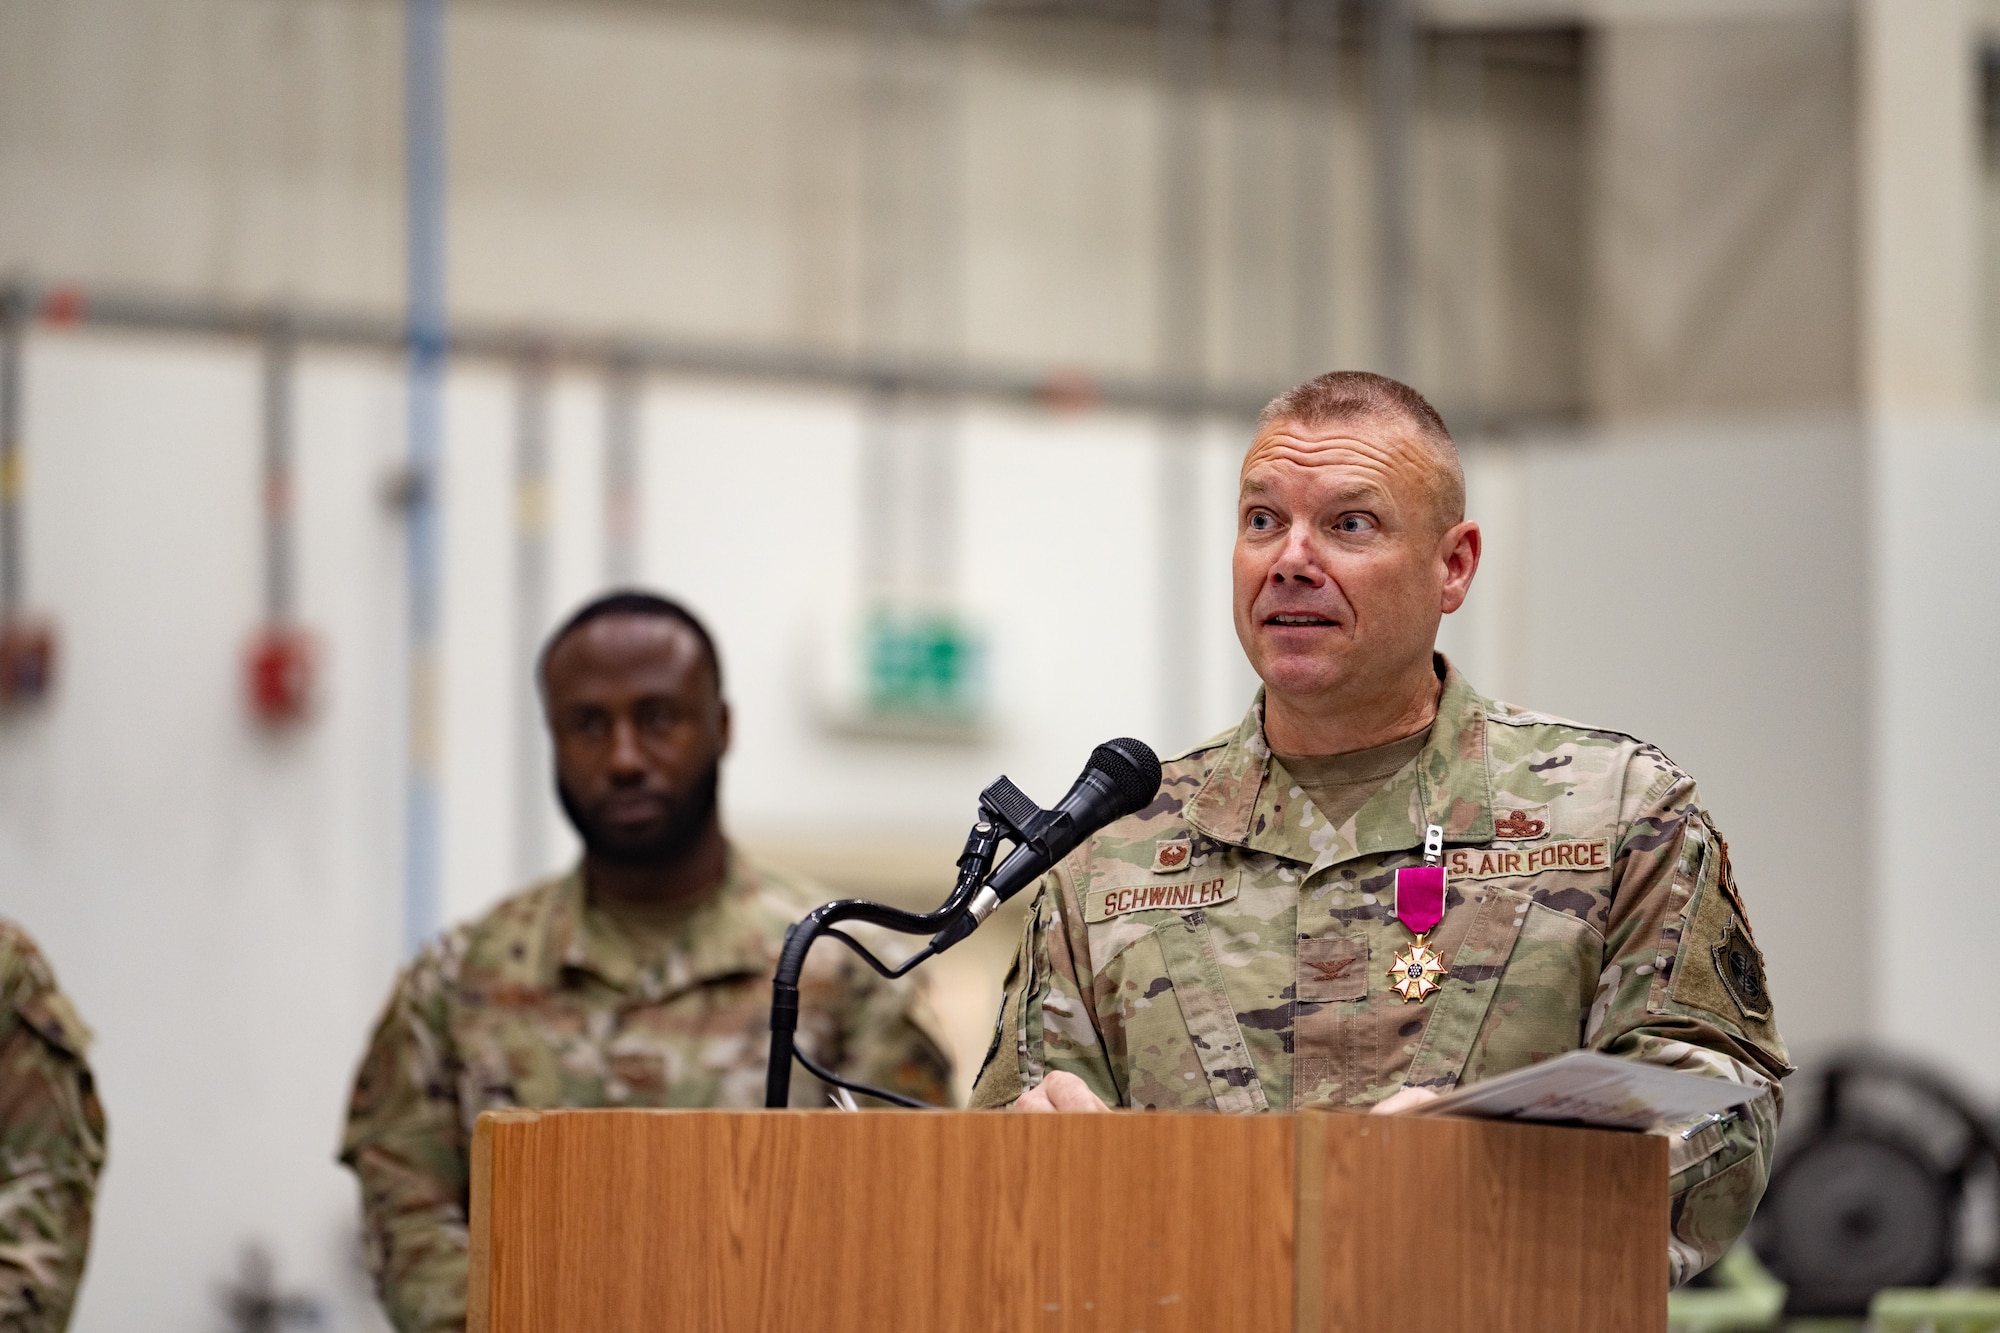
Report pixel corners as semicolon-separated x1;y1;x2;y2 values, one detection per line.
1394;865;1446;936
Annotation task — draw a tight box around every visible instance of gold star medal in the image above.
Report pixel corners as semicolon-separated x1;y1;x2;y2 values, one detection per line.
1389;938;1445;1002
1389;824;1449;1005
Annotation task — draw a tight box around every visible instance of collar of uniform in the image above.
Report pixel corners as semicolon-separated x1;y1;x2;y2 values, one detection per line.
550;851;777;997
1184;655;1496;865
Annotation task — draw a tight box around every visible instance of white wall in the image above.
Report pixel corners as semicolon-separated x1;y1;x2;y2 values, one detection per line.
1451;417;1873;1066
0;334;407;1331
1870;413;2000;1098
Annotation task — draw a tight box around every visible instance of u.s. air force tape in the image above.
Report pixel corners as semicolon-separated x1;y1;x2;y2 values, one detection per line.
1444;839;1610;881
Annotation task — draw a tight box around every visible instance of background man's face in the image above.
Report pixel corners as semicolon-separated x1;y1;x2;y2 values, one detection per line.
543;615;729;866
1232;416;1462;714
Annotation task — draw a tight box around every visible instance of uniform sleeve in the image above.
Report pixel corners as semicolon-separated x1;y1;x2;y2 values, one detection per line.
808;925;958;1108
339;957;472;1333
968;873;1123;1109
0;943;106;1333
1590;763;1793;1286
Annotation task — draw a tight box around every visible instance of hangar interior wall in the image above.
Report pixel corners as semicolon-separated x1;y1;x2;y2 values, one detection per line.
1;0;1992;1328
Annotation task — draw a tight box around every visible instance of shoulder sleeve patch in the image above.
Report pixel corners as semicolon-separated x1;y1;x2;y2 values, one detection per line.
1667;829;1788;1073
1711;918;1772;1023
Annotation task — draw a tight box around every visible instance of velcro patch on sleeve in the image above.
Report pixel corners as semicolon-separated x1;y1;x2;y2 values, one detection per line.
1711;918;1773;1022
1085;875;1237;923
1444;839;1611;881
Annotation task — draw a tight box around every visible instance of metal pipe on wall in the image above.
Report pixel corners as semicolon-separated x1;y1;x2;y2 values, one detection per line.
1289;0;1341;379
403;0;448;953
0;285;56;709
856;0;971;612
1156;0;1212;749
602;356;641;589
1227;0;1286;383
856;1;907;606
1371;0;1416;381
245;313;318;727
261;316;298;628
0;281;1285;422
0;287;23;624
1434;30;1486;421
512;351;552;887
908;0;968;608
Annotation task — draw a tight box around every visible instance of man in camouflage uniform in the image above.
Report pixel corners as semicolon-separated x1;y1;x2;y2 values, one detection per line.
973;371;1789;1285
0;918;105;1331
341;592;953;1333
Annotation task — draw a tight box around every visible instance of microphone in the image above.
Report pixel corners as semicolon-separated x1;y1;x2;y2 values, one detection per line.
931;738;1162;950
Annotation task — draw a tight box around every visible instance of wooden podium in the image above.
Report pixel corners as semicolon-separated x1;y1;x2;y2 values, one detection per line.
468;1108;1666;1332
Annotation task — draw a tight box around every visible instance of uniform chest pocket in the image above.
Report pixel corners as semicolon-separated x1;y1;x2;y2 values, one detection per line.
1461;898;1605;1085
1298;936;1369;1003
1080;871;1264;1113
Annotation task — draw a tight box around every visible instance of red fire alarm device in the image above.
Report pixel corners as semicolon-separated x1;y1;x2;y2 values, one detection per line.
246;625;317;725
0;615;56;706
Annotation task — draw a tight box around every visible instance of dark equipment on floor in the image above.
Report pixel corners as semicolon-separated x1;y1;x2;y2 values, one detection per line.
1753;1049;2000;1318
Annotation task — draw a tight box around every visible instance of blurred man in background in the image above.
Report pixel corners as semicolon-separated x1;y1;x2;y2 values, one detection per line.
972;372;1791;1283
0;918;105;1331
340;591;952;1333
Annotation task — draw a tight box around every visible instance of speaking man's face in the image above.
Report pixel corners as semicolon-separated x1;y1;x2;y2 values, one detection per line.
1232;415;1475;722
543;615;730;867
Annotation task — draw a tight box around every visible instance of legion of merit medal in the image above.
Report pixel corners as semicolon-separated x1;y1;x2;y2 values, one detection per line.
1390;823;1448;1003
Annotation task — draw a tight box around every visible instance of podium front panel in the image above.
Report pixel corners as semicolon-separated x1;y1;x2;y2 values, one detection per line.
1295;1112;1668;1333
470;1108;1296;1333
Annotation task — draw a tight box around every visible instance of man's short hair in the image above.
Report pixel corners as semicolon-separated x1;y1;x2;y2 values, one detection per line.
537;590;723;694
1254;371;1466;532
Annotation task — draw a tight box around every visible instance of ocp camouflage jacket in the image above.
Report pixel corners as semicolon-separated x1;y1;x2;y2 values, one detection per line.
0;918;105;1332
340;853;954;1333
971;660;1791;1284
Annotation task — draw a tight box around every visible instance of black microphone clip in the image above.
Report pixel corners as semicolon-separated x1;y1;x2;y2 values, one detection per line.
928;738;1162;953
926;776;1047;953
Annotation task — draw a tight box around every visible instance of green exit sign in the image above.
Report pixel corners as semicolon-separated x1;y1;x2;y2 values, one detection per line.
863;609;986;725
812;602;992;741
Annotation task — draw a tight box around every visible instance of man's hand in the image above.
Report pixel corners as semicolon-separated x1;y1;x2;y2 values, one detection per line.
1013;1070;1111;1112
1370;1086;1440;1115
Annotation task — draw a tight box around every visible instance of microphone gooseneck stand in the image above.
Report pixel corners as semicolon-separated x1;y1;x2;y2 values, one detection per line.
762;779;1034;1109
764;738;1162;1108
